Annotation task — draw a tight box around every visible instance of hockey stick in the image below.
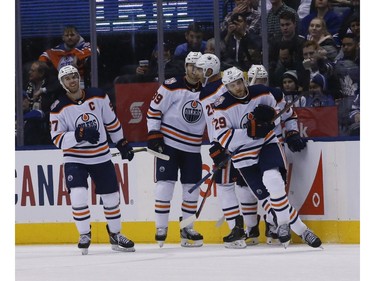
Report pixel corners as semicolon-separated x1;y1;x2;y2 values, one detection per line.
249;66;259;86
112;147;170;161
180;178;215;229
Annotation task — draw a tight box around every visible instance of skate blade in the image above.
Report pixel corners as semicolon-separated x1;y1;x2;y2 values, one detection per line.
81;248;88;255
245;237;259;246
180;238;203;247
157;241;165;248
281;240;290;249
111;245;135;252
266;237;281;245
224;240;247;249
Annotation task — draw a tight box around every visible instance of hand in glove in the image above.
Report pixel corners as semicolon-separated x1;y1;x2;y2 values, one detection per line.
75;126;100;144
116;138;134;161
147;131;165;153
253;104;276;122
246;118;275;138
285;130;306;152
209;142;229;168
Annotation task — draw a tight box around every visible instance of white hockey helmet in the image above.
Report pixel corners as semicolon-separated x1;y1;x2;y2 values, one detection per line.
185;51;203;65
195;54;221;77
222;66;248;99
222;66;246;86
248;64;268;80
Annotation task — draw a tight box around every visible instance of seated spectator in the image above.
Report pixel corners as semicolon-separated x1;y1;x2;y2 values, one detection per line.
305;73;335;107
39;25;93;88
20;91;50;145
221;13;262;71
299;0;343;38
267;0;299;42
347;88;359;136
281;70;307;107
337;0;360;42
174;23;207;60
221;0;261;36
269;10;306;65
306;17;338;61
116;42;185;83
269;40;309;89
297;0;313;20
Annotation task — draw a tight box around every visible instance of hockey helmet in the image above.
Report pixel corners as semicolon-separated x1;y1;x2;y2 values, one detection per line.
222;67;248;99
58;65;80;92
185;51;202;65
248;64;268;80
195;54;221;77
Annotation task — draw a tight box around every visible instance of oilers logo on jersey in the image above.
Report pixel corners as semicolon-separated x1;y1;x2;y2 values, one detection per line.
75;113;99;130
182;100;203;123
240;112;255;129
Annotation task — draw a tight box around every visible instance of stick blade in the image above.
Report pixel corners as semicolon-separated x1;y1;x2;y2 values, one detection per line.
146;148;170;161
215;216;225;227
179;215;197;229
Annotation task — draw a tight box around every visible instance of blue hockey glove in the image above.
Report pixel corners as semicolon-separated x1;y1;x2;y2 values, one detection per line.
285;130;306;152
116;138;134;161
75;126;100;144
147;131;165;153
209;142;229;168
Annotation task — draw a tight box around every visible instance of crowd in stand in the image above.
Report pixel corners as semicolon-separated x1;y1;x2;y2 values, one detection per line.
18;0;360;145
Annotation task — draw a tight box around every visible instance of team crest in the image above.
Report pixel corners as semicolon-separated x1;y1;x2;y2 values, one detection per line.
75;113;99;130
240;113;252;128
182;100;203;123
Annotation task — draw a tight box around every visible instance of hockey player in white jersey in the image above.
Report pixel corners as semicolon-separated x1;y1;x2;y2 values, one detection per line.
211;66;299;248
246;64;321;248
194;54;258;248
50;65;135;254
146;52;206;247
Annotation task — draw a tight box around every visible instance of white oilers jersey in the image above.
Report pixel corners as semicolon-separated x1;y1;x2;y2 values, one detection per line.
267;87;299;142
213;84;279;169
50;88;124;164
199;78;227;143
147;76;206;153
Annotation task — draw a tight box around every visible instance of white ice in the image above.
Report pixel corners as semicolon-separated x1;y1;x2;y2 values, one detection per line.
15;243;360;281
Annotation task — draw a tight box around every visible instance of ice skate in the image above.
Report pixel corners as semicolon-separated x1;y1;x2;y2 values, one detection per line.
180;227;203;247
277;223;291;249
106;225;135;252
155;227;168;248
264;215;280;245
223;215;246;249
78;231;91;255
300;228;323;248
245;215;260;246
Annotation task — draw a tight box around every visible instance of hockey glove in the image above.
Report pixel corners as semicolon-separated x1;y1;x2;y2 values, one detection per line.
246;118;275;139
253;104;276;122
75;126;100;144
116;138;134;161
285;130;306;152
147;131;165;153
209;142;229;168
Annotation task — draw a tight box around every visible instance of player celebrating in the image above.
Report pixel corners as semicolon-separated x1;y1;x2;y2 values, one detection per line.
50;65;135;255
146;52;206;247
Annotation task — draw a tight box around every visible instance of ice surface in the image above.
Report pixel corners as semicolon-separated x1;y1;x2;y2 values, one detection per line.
15;243;360;281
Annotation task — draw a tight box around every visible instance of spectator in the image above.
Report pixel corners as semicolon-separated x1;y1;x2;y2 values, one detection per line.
281;70;307;107
297;0;313;19
19;91;49;145
305;73;335;107
174;23;207;60
306;17;338;61
337;0;360;42
39;25;93;88
269;41;309;89
221;0;261;36
23;61;63;144
267;0;300;41
299;0;343;38
222;13;262;71
347;89;359;136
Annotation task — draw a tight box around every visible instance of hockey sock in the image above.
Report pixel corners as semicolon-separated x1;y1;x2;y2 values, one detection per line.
217;183;240;229
70;187;91;234
289;204;307;235
263;169;290;225
182;184;199;228
235;185;258;228
155;180;175;228
101;192;121;234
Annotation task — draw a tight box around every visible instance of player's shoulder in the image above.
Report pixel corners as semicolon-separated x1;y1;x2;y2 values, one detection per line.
248;84;272;99
50;95;70;113
161;76;183;90
199;79;223;100
213;92;239;110
267;86;283;102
